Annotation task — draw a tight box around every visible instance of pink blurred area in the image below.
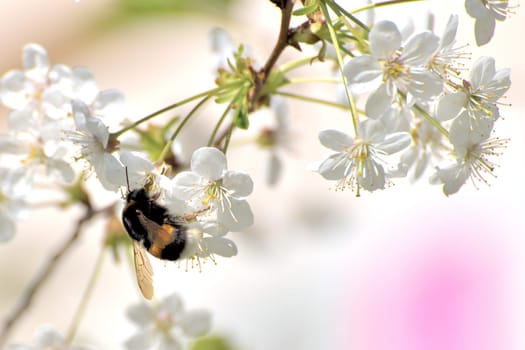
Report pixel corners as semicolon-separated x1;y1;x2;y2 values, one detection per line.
342;204;523;350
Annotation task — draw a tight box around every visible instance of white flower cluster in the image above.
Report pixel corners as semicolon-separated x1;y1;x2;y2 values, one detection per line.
314;14;511;196
0;43;123;240
0;44;255;256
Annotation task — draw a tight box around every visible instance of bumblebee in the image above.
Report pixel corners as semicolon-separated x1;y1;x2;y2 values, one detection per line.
122;186;187;299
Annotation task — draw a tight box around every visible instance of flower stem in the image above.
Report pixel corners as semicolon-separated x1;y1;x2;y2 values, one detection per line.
287;77;342;84
157;96;212;162
327;0;369;32
0;204;113;348
275;91;351;111
277;56;320;73
320;1;359;135
413;103;450;138
66;247;106;344
208;103;233;147
112;84;237;138
352;0;425;14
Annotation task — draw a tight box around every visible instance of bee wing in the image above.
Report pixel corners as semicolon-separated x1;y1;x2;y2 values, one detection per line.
132;240;154;300
137;211;179;249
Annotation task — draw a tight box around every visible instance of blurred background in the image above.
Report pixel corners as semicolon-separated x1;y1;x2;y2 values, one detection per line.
0;0;524;349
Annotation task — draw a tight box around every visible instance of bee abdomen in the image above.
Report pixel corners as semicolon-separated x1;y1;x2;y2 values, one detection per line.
160;225;186;260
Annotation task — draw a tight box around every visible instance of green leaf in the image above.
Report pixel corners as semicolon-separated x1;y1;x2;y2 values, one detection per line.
133;119;178;161
190;336;234;350
292;0;320;16
232;103;249;129
262;69;289;96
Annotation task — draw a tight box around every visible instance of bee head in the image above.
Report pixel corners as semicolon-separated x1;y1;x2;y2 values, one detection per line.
126;188;148;203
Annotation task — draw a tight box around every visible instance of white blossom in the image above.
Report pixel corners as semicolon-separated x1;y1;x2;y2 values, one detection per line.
68;99;124;191
428;15;469;80
400;118;449;181
436;56;510;138
431;114;507;195
0;167;31;242
171;147;254;231
125;293;211;350
315;119;411;195
344;21;443;119
465;0;510;46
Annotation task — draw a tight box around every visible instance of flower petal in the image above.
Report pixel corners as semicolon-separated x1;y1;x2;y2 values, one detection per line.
470;56;496;88
465;0;490;19
124;330;156;350
223;170;253;197
179;310;212;337
161;293;184;315
436;92;467;121
440;15;459;48
0;212;15;242
474;17;496;46
318;154;346;180
378;132;411;154
369;21;402;59
217;198;254;231
127;303;154;326
357;119;385;143
191;147;226;180
171;171;203;200
92;89;125;118
47;159;75;183
72;67;98;103
22;44;50;82
406;70;443;101
71;99;90;130
343;55;382;85
119;151;154;190
158;338;183;350
33;324;64;347
365;84;391;119
41;88;71;120
8;107;38;132
0;70;32;110
85;115;110;148
358;160;385;191
318;129;353;151
91;152;124;191
266;153;282;186
204;237;237;257
403;32;440;66
435;164;470;196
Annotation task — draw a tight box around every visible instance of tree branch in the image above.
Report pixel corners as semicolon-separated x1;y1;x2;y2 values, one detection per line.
0;204;113;347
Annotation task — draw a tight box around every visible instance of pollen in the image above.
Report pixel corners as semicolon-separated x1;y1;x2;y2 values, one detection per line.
382;54;409;82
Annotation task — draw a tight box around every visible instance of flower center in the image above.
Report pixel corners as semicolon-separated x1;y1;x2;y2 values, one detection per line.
202;180;223;207
382;53;409;82
155;310;174;334
483;0;510;16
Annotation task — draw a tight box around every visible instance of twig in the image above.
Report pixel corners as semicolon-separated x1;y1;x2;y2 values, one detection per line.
261;0;295;81
213;0;295;150
0;204;113;347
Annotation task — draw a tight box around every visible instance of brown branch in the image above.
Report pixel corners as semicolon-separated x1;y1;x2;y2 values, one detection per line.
213;0;295;150
261;0;295;80
0;204;113;347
